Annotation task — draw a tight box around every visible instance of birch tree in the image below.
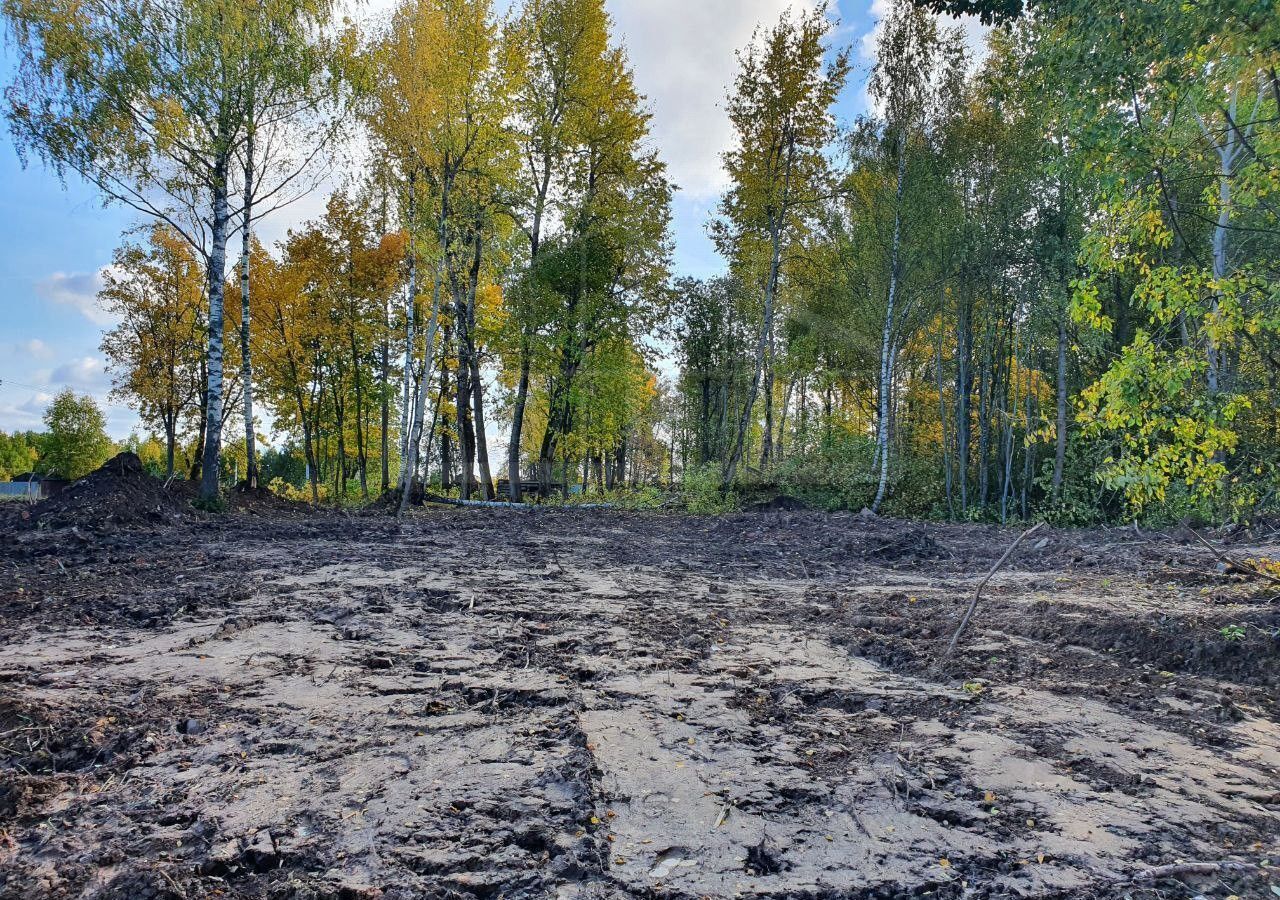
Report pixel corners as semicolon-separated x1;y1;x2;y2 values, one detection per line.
4;0;346;501
866;1;964;511
714;4;848;488
369;0;502;513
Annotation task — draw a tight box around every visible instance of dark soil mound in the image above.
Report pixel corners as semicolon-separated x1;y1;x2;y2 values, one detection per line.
861;524;951;561
24;452;192;532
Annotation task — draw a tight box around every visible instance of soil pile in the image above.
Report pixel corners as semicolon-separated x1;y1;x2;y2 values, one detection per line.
22;452;192;532
226;482;313;517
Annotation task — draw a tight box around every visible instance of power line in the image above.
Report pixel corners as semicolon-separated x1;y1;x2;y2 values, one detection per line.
0;377;48;393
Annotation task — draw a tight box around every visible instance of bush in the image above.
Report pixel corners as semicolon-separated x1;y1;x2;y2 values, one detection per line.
681;462;738;514
270;476;326;503
772;433;875;511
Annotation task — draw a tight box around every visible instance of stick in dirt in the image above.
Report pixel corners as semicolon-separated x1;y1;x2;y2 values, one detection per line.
1189;527;1280;586
1130;860;1257;881
939;521;1045;664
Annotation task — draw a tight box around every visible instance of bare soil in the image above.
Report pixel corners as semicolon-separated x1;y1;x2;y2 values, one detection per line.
1;509;1278;899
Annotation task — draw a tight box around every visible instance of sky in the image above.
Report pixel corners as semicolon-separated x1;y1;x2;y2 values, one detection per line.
0;0;982;441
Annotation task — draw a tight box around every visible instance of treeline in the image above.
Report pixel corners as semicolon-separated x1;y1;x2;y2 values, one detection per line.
7;0;1277;522
0;390;113;482
6;0;674;506
675;0;1280;524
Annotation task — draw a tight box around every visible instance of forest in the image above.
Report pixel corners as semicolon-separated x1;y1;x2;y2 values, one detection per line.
3;0;1277;524
2;1;1279;899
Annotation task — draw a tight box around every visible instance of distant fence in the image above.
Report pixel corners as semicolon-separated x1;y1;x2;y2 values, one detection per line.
0;481;39;500
0;479;66;500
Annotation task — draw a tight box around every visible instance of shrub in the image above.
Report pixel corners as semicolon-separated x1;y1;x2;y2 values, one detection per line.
682;462;738;514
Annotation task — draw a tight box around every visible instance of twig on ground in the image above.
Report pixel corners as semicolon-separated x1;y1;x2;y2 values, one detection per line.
1190;528;1280;585
938;522;1045;665
1130;860;1257;881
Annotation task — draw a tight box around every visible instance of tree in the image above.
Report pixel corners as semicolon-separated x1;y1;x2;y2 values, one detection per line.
369;0;504;512
41;390;113;480
501;0;612;501
1047;0;1280;516
0;432;39;480
714;4;848;487
233;5;356;490
529;32;673;493
5;0;348;501
864;1;965;511
99;226;208;477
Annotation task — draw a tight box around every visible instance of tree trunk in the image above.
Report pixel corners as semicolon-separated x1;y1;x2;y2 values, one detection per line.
872;134;907;513
1022;345;1034;520
1052;317;1067;502
508;339;530;502
956;291;972;514
164;419;176;479
760;317;775;467
439;353;452;489
725;144;793;488
397;174;449;516
239;128;258;489
470;356;493;500
381;316;390;492
935;324;954;518
351;324;368;500
776;378;792;461
199;158;231;502
398;174;417;491
454;305;474;501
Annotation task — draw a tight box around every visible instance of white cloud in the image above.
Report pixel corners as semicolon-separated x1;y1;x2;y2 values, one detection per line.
607;0;824;199
50;356;112;392
34;269;116;325
16;338;53;359
0;391;54;431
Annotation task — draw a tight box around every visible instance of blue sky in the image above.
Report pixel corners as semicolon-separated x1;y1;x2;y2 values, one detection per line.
0;0;975;440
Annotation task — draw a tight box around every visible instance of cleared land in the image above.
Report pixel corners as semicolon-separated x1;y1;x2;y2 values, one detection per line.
1;502;1278;899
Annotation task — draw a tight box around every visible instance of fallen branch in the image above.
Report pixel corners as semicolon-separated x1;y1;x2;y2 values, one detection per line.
939;522;1045;664
1131;860;1258;881
1189;528;1280;586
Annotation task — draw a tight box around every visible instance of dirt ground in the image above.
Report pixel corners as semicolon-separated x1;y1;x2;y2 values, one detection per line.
1;507;1278;899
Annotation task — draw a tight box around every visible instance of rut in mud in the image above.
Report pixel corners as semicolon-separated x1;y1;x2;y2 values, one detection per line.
1;510;1278;899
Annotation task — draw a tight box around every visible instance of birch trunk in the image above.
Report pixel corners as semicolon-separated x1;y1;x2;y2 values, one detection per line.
724;146;793;488
872;134;907;513
467;231;494;499
398;176;418;491
239;126;258;489
1052;317;1067;502
199;157;231;502
397;175;450;516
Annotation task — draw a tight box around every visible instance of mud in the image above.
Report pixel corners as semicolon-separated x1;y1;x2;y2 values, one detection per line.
1;510;1277;899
